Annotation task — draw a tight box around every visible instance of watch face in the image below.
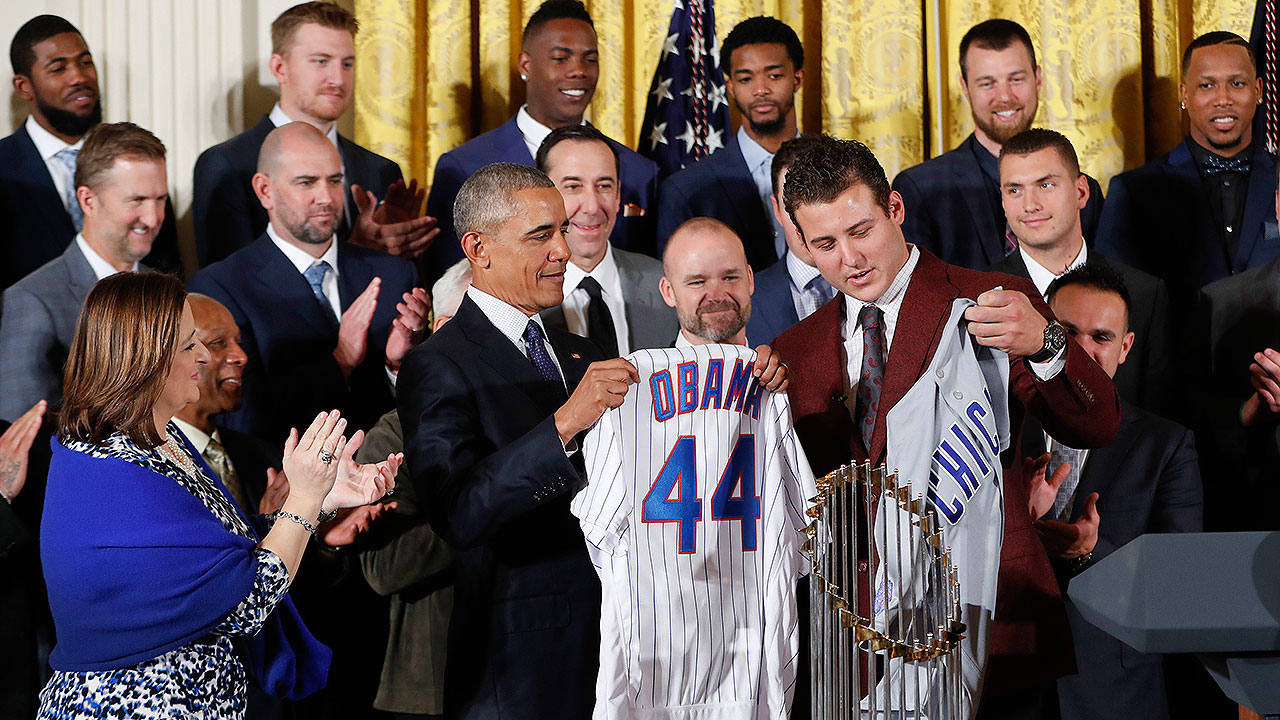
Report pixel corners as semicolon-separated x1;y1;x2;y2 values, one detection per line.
1047;321;1067;352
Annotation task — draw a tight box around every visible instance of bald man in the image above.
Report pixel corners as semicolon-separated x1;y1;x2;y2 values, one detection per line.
660;217;756;346
189;121;426;443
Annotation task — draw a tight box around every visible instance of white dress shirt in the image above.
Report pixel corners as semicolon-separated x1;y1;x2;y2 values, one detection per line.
268;224;342;319
785;250;834;321
26;116;84;216
1020;240;1088;299
171;418;214;455
466;285;567;391
561;246;631;354
76;234;139;279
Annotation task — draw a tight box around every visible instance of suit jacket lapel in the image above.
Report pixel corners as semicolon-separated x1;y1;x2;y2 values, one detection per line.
713;134;771;233
954;135;1003;266
1236;146;1277;269
455;298;569;414
870;251;959;461
335;243;376;311
64;242;98;298
15;125;76;237
250;236;340;332
1076;406;1139;502
1165;141;1225;269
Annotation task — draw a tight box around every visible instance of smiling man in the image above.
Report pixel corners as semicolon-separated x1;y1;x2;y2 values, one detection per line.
893;19;1105;270
1097;31;1279;302
424;0;660;283
657;16;805;271
536;124;677;355
660;218;756;346
0;15;179;290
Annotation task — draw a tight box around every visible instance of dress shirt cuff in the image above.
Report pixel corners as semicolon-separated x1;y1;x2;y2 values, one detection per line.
1028;346;1066;381
385;365;398;390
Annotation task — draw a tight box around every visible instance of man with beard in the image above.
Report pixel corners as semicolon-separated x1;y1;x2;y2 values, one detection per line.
0;14;179;291
660;217;755;346
0;122;169;421
188;122;425;446
423;0;660;283
657;16;804;272
194;2;437;266
893;19;1105;270
1098;32;1279;305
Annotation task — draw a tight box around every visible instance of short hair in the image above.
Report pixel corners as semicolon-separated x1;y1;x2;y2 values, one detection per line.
1181;31;1255;77
770;135;822;196
782;135;891;228
271;2;359;56
663;217;741;272
720;16;804;72
454;162;556;237
959;19;1036;81
535;124;620;177
431;259;473;320
1046;262;1133;327
74;122;166;192
10;15;82;77
523;0;594;45
999;128;1081;177
60;272;188;448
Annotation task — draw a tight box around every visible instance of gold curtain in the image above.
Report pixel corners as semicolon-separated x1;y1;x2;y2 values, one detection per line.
355;0;1253;193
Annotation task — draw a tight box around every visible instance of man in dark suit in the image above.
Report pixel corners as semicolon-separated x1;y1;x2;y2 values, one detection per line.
0;401;47;720
0;15;178;291
192;1;436;266
398;162;637;719
745;136;836;346
1097;32;1280;302
893;19;1104;270
990;129;1175;414
188;122;425;444
423;0;660;283
1027;264;1202;720
774;136;1121;718
657;16;805;272
535;125;677;354
0;122;169;422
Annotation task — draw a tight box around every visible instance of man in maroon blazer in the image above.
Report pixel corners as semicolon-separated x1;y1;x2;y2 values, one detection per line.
774;136;1121;719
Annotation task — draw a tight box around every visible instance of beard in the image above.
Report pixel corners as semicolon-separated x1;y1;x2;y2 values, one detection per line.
736;96;795;138
972;101;1035;146
36;96;101;139
280;206;341;245
680;298;750;343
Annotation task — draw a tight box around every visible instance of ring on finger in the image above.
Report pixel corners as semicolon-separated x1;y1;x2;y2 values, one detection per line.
319;448;335;464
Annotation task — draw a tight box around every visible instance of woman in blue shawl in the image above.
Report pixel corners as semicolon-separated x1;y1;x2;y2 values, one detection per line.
37;272;401;719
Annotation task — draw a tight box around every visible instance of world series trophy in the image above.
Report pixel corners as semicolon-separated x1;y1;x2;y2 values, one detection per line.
805;461;966;719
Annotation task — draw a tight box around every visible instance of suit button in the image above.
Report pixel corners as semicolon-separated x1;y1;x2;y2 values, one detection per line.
858;561;868;572
952;391;963;400
936;369;945;379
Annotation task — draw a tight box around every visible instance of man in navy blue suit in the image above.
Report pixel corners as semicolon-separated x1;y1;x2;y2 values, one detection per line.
1097;31;1279;304
657;16;805;272
193;1;437;266
745;136;835;345
0;14;179;290
893;19;1104;270
189;122;425;445
423;0;660;284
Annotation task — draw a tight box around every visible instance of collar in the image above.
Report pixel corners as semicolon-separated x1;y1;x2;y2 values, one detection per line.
25;115;83;161
269;103;341;151
966;132;1000;182
784;248;824;291
675;329;697;347
171;418;214;455
1187;135;1254;166
565;244;620;294
1020;240;1087;297
76;234;138;279
842;244;920;320
736;126;774;172
466;284;550;349
267;223;339;276
516;106;561;155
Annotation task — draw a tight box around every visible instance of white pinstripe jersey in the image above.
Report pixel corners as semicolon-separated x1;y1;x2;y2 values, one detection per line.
572;344;816;720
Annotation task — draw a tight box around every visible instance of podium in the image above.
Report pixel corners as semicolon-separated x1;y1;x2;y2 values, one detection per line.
1069;532;1280;715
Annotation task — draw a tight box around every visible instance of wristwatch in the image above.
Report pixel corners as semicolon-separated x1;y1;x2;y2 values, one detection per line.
1027;320;1066;363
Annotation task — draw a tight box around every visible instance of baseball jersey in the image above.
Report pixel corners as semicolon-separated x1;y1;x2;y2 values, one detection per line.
571;344;817;720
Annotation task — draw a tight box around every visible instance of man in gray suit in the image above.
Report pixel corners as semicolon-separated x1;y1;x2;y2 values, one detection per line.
0;122;167;421
535;125;677;355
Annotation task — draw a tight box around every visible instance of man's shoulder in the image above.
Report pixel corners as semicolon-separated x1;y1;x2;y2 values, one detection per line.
8;248;76;298
1201;253;1280;303
752;255;791;292
610;138;660;180
438;118;525;170
613;247;663;276
338;134;399;172
190;235;272;283
664;143;742;188
196;116;272;171
1125;404;1191;445
340;241;416;279
0;126;34;164
894;142;973;188
1109;150;1177;188
1091;254;1160;293
932;253;1034;298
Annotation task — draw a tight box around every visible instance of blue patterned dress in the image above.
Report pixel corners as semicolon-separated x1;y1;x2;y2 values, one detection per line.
37;426;291;719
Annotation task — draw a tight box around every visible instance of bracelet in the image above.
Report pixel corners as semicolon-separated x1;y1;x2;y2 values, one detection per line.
1067;551;1094;575
274;510;317;534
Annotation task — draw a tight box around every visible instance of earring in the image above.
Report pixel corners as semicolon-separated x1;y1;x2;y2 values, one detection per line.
521;74;527;81
1180;102;1186;109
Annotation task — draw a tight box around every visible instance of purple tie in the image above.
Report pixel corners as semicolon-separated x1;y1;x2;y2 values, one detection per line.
857;304;886;452
524;320;564;387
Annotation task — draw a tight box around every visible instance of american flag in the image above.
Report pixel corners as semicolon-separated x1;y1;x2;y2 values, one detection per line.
1251;0;1277;152
638;0;731;175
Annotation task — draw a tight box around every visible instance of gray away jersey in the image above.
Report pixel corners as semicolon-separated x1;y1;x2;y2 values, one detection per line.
572;344;817;720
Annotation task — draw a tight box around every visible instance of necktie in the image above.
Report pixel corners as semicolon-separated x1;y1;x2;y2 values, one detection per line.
1201;152;1252;176
1049;442;1087;521
524;320;564;387
1003;224;1019;257
807;274;836;309
578;276;619;357
204;435;251;512
303;261;339;324
54;147;83;231
856;304;886;452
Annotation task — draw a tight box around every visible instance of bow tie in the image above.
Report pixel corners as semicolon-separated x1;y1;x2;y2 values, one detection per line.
1201;152;1251;176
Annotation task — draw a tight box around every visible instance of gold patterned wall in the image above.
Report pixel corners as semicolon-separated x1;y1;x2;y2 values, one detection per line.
354;0;1253;194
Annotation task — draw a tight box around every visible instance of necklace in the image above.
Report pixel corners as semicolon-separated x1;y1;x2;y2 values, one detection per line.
159;432;203;480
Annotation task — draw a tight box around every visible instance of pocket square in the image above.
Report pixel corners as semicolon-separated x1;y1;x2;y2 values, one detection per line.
623;203;645;217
